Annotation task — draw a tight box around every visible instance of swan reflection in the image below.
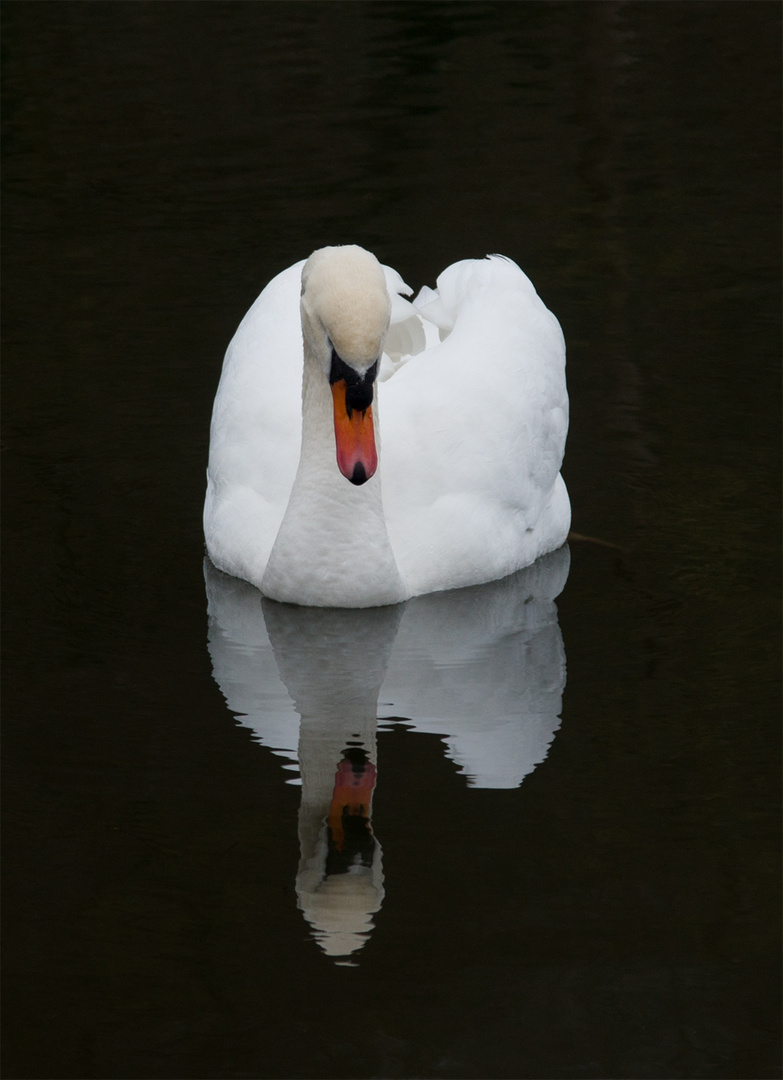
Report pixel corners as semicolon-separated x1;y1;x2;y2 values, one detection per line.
205;545;569;962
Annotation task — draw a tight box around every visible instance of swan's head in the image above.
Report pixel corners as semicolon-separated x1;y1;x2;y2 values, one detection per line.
301;246;391;486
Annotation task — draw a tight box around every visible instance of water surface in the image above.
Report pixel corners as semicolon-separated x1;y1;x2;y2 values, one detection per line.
3;3;780;1078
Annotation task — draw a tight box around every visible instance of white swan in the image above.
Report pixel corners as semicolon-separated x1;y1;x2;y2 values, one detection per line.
204;245;570;608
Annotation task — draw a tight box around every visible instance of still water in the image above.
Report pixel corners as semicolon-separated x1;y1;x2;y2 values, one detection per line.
3;3;780;1078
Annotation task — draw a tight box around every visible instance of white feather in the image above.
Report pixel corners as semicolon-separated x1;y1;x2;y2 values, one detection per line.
204;246;570;607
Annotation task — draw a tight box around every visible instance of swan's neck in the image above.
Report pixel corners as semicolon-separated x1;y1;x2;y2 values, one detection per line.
261;344;406;607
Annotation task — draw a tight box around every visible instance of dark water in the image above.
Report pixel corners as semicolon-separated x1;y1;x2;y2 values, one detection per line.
3;3;780;1078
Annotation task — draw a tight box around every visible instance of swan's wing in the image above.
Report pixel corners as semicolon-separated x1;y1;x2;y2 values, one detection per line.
382;263;414;322
380;256;570;595
379;263;438;381
204;261;305;585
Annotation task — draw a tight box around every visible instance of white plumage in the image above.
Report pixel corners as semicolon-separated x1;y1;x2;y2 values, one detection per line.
204;245;570;607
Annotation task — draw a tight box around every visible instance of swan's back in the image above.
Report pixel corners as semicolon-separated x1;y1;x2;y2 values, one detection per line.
380;256;569;595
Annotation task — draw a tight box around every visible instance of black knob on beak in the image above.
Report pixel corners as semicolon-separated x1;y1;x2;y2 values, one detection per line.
329;353;378;417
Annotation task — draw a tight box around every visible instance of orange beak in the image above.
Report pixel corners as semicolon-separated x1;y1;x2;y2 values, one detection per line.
331;379;378;485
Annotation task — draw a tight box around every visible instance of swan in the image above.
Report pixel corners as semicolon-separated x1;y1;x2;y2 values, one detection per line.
204;245;570;608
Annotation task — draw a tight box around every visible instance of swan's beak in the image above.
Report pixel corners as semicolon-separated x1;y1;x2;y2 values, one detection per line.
331;380;378;485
